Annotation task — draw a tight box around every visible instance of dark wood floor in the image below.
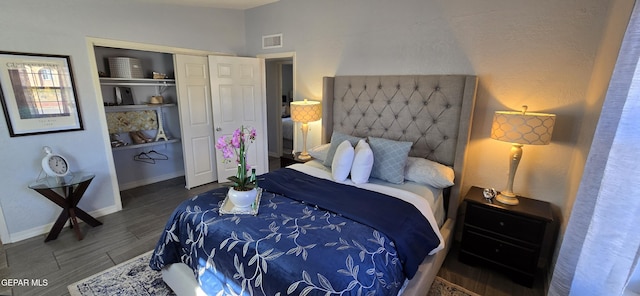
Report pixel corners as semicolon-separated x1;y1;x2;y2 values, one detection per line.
0;157;546;296
437;242;547;296
0;177;224;296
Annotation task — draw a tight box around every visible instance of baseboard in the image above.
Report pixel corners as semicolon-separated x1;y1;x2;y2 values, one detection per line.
118;171;185;191
7;204;121;243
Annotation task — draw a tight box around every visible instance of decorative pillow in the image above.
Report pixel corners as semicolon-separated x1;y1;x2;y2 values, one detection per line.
331;140;355;181
350;139;374;184
323;131;362;167
307;143;331;163
404;157;455;188
367;137;412;184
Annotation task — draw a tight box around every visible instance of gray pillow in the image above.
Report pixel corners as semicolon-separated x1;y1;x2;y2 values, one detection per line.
323;131;362;166
368;137;412;184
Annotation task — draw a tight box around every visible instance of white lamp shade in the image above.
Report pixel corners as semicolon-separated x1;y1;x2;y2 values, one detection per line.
491;111;556;145
290;100;322;123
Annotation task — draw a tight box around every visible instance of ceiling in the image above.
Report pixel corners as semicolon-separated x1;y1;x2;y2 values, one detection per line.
138;0;279;9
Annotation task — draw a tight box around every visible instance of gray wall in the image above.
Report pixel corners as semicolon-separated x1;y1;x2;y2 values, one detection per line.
244;0;632;239
0;0;245;242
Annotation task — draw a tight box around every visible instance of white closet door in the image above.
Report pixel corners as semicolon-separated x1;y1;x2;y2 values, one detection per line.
175;54;217;189
209;56;268;182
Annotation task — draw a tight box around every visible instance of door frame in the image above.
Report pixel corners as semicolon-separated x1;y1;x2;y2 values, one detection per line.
258;52;296;157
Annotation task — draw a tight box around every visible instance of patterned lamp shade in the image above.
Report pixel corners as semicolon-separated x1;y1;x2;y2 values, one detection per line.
290;99;322;123
491;110;556;145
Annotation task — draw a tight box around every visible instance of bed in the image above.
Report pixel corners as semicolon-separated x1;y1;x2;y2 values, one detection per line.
282;116;294;141
150;75;477;295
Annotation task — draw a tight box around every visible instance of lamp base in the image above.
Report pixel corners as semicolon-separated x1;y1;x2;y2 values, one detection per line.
297;152;312;161
496;193;519;205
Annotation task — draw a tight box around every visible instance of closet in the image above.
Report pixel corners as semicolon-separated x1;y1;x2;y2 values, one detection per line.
92;41;269;192
94;46;184;190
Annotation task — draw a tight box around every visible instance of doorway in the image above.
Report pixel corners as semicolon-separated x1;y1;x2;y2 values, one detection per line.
261;53;295;159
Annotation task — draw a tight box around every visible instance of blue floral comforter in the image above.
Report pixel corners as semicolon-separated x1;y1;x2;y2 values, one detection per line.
150;168;440;296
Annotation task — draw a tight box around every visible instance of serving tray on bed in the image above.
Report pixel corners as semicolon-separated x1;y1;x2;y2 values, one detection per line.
219;187;263;215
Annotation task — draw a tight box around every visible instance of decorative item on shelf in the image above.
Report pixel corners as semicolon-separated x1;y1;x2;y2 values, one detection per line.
108;57;143;79
150;74;169;105
149;96;164;105
290;99;322;160
129;131;153;144
490;105;556;205
110;133;128;147
115;86;134;105
215;126;258;209
152;71;168;79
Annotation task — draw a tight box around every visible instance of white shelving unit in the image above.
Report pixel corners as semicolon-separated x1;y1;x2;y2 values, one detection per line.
104;103;176;112
111;139;180;151
94;46;184;190
104;103;180;151
100;76;180;150
99;77;176;86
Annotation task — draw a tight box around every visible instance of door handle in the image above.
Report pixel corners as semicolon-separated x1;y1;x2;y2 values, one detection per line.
216;127;222;132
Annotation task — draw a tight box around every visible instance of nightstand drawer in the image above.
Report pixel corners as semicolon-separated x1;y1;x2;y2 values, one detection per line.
461;230;537;272
466;203;545;244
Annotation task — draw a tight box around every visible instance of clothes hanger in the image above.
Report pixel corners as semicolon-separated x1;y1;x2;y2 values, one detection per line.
133;152;155;164
147;150;168;160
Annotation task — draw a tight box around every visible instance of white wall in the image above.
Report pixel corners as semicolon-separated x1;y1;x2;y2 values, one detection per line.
244;0;631;233
0;0;246;242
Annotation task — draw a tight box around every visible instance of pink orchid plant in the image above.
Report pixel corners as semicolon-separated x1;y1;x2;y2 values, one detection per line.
215;126;257;191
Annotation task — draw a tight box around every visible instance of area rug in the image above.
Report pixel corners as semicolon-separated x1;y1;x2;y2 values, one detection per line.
68;250;174;296
427;276;481;296
69;250;480;296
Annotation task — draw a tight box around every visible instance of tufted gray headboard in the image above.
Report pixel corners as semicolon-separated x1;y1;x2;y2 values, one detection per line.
321;75;477;219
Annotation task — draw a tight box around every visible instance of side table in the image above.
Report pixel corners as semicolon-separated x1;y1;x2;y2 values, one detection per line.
29;173;103;242
459;186;554;287
280;152;314;167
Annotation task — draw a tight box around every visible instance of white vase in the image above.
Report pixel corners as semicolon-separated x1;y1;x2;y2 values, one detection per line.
228;187;257;209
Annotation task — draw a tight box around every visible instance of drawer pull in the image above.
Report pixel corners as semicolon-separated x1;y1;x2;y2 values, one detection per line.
499;221;505;227
495;248;500;253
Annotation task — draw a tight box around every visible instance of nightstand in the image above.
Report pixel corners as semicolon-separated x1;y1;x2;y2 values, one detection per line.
279;152;313;167
459;186;554;287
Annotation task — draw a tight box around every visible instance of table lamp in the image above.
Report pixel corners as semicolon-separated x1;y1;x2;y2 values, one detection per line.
490;106;555;205
290;99;322;160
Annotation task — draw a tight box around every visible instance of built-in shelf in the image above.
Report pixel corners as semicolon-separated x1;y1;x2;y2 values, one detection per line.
112;139;180;151
99;77;176;86
104;103;176;112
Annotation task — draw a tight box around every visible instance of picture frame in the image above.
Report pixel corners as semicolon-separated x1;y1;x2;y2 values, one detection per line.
0;51;84;137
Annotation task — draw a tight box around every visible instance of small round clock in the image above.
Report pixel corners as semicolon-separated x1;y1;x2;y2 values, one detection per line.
41;146;70;177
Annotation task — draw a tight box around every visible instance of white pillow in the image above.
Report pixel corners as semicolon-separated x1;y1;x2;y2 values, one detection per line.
404;157;455;188
351;139;374;184
307;143;331;163
331;140;355;181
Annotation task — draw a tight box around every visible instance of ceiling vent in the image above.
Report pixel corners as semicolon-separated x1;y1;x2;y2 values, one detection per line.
262;33;283;49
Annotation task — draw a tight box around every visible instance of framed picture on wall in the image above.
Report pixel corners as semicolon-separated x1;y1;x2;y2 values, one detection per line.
0;51;84;137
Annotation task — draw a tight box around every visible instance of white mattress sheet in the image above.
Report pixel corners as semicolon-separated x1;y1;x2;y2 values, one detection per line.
289;162;444;255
